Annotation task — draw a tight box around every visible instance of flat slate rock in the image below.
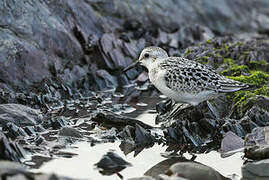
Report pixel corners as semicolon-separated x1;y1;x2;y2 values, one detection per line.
0;104;42;127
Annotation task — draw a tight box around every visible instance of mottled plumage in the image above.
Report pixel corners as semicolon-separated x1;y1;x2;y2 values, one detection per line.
124;46;257;106
160;57;250;93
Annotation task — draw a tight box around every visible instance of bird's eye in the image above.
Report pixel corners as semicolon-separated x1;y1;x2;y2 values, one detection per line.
144;53;149;58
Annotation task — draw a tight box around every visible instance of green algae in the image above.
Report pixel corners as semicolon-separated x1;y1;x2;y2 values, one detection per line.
184;48;192;55
222;64;250;76
227;71;269;85
249;60;269;72
226;71;269;117
228;85;269;117
198;56;209;64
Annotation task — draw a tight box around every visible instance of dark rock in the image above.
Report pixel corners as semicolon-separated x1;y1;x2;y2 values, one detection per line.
96;128;118;141
135;124;156;146
245;126;269;147
61;65;88;87
0;132;25;162
58;127;83;138
98;33;133;70
156;99;173;116
0;104;42;127
91;111;153;130
92;69;118;90
119;139;136;156
247;95;269;112
163;122;208;153
35;125;46;133
1;0;269;91
24;126;36;136
244;126;269;160
0;0;105;89
35;136;46;146
95;151;131;176
245;145;269;160
118;125;157;156
47;116;69;130
221;118;246;138
2;122;28;138
0;160;76;180
125;68;139;80
239;115;259;135
245;105;269;127
206;96;233;119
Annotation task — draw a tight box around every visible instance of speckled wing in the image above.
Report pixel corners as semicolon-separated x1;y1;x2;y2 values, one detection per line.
159;57;254;93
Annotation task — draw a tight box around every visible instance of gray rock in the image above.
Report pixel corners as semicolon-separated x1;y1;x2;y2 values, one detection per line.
144;157;191;177
245;145;269;160
220;131;244;158
242;159;269;180
0;104;42;127
1;0;269;90
167;162;228;180
0;160;77;180
127;176;155;180
156;174;188;180
58;127;83;138
95;0;269;33
0;132;26;162
244;126;269;160
245;126;269;146
0;160;25;175
245;105;269;127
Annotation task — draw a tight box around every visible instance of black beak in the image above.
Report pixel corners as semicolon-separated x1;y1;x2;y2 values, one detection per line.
123;60;140;72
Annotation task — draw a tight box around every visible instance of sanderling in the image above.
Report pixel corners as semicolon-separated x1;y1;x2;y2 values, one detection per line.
124;46;258;107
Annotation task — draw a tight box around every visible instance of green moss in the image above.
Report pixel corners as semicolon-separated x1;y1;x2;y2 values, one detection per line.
227;71;269;85
197;56;210;64
230;85;269;117
224;44;229;52
206;39;212;44
222;64;250;76
249;60;269;72
223;58;235;66
254;85;269;97
227;71;269;117
184;48;192;55
223;58;269;117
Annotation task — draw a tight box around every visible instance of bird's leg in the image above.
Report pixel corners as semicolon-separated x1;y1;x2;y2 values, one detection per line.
116;172;123;179
206;100;219;119
168;103;192;119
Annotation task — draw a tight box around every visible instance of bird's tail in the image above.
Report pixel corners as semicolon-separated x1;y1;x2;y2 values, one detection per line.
240;84;262;91
219;83;261;93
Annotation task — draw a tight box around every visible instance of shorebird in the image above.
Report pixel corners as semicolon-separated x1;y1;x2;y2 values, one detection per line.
123;47;257;109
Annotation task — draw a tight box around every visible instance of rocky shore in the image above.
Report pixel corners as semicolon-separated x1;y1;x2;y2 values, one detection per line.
0;0;269;180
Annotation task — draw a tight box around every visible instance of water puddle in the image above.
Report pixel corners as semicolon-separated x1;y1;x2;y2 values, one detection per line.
31;140;243;179
31;141;166;179
29;90;243;179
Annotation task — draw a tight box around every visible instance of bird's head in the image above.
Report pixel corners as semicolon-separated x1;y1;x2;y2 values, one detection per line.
123;46;168;72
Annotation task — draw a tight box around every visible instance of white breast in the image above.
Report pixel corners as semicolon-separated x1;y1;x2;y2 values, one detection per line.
148;67;217;106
